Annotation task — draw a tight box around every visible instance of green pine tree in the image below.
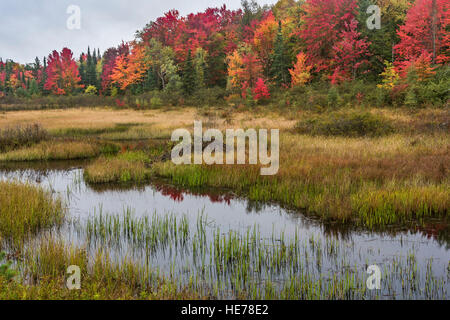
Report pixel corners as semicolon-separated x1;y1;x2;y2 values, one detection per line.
182;49;196;95
271;21;291;86
79;54;86;87
86;47;97;88
40;57;48;94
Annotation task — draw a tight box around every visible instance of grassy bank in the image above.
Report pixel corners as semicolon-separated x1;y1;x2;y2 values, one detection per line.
0;141;102;162
151;131;449;228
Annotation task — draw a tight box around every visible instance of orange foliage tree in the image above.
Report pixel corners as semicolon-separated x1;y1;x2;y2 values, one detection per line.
289;52;312;86
111;45;149;91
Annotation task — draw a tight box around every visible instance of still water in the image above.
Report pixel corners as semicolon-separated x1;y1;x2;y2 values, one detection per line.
1;161;449;299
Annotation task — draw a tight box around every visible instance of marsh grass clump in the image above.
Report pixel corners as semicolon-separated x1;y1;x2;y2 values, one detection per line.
83;208;190;252
0;124;48;152
0;141;101;162
84;153;150;184
0;251;17;281
295;110;394;137
0;181;65;244
351;185;449;227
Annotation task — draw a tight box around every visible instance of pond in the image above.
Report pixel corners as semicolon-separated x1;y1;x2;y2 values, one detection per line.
1;161;449;299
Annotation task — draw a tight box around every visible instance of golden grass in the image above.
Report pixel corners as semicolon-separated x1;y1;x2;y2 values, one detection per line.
0;107;295;132
0;106;447;228
84;156;149;184
0;141;100;162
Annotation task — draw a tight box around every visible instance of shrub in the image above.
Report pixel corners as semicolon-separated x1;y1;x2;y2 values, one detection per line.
150;96;163;108
0;124;48;152
295;110;394;137
85;85;98;95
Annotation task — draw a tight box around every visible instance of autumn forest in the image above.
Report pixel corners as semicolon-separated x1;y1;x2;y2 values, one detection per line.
0;0;448;108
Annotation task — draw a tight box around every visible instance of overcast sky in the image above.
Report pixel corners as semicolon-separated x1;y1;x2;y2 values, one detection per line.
0;0;278;64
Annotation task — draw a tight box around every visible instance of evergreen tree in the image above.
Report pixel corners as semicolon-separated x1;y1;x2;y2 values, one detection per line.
271;21;291;86
143;67;159;91
182;49;196;95
79;54;87;87
93;49;98;66
194;48;208;89
86;46;97;88
40;57;48;94
33;57;41;79
356;0;410;79
28;79;39;96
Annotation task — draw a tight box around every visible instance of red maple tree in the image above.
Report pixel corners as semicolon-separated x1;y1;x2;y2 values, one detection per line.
44;48;83;95
395;0;450;69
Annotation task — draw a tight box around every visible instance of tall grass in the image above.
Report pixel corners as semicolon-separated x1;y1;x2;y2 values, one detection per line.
0;181;65;245
49;123;139;138
0;124;48;152
0;141;101;162
2;236;203;300
84;154;150;184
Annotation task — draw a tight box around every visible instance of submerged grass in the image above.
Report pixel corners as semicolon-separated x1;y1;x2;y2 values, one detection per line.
1;210;446;300
0;181;65;245
0;237;204;300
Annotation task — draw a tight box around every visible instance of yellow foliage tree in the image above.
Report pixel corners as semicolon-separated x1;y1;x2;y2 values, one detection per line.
289;52;312;86
377;61;399;90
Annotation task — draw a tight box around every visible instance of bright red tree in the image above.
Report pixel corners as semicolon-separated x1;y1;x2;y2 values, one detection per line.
330;19;371;83
44;48;83;95
395;0;450;69
253;78;270;100
301;0;370;82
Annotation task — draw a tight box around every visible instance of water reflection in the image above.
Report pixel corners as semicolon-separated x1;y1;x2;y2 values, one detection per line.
0;163;449;298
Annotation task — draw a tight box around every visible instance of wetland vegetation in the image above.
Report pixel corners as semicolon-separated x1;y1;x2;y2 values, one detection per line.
0;105;448;300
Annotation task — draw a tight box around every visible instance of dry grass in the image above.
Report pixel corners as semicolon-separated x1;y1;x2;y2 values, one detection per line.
0;107;295;132
84;156;149;184
0;141;101;162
